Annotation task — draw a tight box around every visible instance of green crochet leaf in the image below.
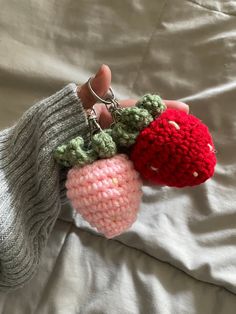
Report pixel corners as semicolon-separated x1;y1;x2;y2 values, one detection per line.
53;144;71;167
91;131;117;158
119;107;153;131
67;136;97;166
112;122;139;147
54;136;98;168
136;93;166;118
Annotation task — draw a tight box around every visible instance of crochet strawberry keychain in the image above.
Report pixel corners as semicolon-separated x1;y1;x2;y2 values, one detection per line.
54;78;216;238
54;85;143;238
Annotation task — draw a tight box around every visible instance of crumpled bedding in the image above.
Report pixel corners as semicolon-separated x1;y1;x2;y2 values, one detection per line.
0;0;236;313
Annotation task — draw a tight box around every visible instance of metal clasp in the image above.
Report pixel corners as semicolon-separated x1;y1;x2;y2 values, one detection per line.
87;76;122;122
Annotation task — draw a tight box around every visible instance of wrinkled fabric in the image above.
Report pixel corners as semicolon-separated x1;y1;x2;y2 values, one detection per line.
0;0;236;313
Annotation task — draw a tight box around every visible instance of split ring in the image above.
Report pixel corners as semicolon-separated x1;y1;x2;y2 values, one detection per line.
87;76;115;104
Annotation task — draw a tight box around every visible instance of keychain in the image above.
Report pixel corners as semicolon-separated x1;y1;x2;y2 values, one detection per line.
87;78;216;188
54;78;216;238
54;82;143;238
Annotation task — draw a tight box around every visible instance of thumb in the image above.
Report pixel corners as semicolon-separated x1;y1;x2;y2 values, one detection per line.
77;64;111;109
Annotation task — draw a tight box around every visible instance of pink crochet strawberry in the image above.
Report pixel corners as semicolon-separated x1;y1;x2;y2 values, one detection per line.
65;154;142;238
54;130;143;238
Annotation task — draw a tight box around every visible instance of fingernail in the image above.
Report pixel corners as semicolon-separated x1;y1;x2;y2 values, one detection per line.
176;101;189;112
182;102;189;112
95;65;104;77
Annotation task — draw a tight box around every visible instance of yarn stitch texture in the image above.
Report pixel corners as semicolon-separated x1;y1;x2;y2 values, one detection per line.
54;131;117;167
111;95;166;148
130;108;216;187
65;154;143;238
136;93;167;117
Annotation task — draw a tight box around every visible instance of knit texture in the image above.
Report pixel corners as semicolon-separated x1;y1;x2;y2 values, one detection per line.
0;83;89;291
66;154;143;238
130;109;216;187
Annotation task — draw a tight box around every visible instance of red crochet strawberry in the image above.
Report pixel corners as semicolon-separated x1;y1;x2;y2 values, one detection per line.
130;108;216;187
109;94;216;188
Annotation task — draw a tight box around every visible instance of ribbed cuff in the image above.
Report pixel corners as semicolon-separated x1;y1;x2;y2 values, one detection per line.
33;82;90;151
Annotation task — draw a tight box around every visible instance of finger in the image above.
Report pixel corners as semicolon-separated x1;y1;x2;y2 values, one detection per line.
113;98;189;113
108;99;189;113
93;103;111;129
119;99;137;108
163;100;189;113
95;98;189;129
77;64;111;109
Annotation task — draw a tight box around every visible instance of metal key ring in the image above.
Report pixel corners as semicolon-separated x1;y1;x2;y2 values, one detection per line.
87;76;115;104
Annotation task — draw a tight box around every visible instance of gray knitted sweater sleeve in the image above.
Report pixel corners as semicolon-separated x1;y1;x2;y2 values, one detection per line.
0;83;89;292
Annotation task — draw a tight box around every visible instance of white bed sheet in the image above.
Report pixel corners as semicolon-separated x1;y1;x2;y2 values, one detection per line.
0;0;236;313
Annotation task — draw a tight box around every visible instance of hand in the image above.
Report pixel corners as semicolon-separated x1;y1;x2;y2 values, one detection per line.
77;64;189;129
